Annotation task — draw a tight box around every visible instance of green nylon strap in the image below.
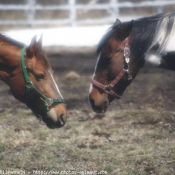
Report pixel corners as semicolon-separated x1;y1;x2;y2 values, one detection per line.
20;47;30;84
20;47;65;107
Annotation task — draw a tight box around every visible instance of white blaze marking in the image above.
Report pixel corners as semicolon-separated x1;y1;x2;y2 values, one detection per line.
89;52;101;93
48;70;63;99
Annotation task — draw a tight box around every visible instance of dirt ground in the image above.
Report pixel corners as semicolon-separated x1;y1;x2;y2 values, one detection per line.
1;47;175;174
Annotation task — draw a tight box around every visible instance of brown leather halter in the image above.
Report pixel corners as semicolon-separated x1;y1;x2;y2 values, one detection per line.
91;39;131;99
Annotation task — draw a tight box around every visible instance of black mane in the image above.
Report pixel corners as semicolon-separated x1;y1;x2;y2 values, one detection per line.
97;21;130;54
97;11;175;66
131;12;175;65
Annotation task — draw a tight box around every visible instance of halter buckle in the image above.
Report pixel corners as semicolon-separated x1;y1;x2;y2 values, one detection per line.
123;65;129;72
44;98;54;107
26;81;33;88
104;85;112;93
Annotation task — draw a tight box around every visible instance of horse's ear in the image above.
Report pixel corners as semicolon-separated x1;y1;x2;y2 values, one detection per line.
29;35;37;48
113;18;121;27
37;34;43;48
115;20;133;40
26;35;37;58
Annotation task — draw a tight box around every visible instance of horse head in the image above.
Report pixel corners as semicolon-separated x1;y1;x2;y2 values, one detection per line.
10;35;67;128
89;19;141;113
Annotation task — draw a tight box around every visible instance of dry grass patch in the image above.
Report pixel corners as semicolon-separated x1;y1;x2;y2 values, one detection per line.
0;105;175;174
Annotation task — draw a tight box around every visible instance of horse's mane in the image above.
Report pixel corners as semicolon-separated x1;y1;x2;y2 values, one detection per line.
97;21;131;55
0;33;50;68
0;33;26;48
97;12;175;66
131;12;175;64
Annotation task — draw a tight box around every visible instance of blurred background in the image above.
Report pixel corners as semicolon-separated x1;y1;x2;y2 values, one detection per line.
0;0;175;29
0;0;175;48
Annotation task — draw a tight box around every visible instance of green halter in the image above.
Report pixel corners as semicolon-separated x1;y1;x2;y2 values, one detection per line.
20;47;65;109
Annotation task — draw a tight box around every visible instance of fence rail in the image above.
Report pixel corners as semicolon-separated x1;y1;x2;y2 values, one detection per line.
0;0;175;27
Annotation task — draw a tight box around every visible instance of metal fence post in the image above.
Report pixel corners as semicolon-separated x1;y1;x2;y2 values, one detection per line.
69;0;76;27
27;0;36;27
109;0;119;23
0;0;173;27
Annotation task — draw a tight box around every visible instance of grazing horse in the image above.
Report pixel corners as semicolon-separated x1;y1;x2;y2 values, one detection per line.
89;12;175;113
0;34;67;128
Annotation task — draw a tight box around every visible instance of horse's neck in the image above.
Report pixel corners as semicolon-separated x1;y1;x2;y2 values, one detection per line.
145;51;175;72
145;19;175;71
0;43;20;85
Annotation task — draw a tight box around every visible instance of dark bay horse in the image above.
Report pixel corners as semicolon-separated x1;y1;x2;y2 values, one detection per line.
89;12;175;113
0;34;67;128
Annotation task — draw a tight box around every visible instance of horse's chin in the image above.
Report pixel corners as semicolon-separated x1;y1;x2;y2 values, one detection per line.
42;119;65;129
29;103;67;129
93;107;108;114
91;99;119;113
33;112;65;129
43;115;65;129
47;122;66;129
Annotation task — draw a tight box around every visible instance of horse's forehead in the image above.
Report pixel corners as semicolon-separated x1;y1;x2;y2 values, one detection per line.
101;37;122;57
110;37;121;48
26;56;50;72
35;53;50;69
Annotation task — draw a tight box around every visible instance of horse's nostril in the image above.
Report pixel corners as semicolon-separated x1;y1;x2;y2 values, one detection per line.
59;114;65;126
102;100;108;113
89;98;95;106
103;100;108;109
89;97;109;113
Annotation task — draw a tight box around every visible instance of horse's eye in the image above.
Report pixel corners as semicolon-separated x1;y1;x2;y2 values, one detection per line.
35;73;44;80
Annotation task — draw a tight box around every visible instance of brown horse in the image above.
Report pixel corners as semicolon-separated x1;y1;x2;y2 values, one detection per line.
89;12;175;113
0;34;67;128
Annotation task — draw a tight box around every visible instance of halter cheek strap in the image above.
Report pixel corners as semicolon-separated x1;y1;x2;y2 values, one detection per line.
20;48;65;116
91;68;127;99
91;39;131;99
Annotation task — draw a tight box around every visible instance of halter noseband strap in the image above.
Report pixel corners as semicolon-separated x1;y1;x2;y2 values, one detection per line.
91;68;127;99
20;48;65;111
92;39;131;99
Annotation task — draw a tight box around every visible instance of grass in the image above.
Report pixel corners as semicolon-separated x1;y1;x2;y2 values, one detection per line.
1;55;175;174
0;106;175;174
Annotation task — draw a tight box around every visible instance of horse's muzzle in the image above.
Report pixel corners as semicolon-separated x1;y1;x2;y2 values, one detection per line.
89;98;109;113
43;105;67;129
